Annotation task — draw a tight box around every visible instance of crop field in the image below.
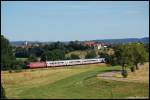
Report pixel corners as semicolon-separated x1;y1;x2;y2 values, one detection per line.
1;63;149;99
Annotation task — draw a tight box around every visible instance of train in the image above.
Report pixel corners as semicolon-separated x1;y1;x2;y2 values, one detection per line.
27;58;105;69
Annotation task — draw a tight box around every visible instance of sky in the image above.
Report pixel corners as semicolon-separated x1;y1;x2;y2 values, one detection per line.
1;1;149;42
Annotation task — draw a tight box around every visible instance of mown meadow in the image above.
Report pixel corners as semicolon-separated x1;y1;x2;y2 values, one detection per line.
1;64;149;99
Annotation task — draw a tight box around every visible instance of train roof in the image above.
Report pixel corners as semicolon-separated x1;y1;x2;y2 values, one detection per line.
46;58;105;62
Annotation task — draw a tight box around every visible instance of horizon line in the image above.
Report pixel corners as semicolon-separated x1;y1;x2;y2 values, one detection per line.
9;36;149;42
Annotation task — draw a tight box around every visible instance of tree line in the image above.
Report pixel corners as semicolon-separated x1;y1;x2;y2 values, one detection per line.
1;35;98;71
14;41;90;58
1;35;149;73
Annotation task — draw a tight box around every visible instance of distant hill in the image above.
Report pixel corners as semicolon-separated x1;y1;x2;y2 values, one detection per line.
10;41;52;46
10;37;149;46
93;37;149;44
10;41;26;46
10;41;70;46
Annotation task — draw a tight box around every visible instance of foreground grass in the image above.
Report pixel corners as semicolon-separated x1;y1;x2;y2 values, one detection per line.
1;64;149;99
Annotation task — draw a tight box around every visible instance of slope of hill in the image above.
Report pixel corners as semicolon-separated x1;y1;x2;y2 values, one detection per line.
1;64;149;99
93;37;149;44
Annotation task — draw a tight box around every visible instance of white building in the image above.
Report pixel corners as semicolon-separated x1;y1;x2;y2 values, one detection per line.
94;43;102;50
25;41;28;46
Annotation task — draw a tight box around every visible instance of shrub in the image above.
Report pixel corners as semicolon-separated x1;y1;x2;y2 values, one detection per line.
121;70;128;78
130;66;135;72
1;85;6;99
14;69;22;73
14;65;22;73
9;69;12;73
70;54;80;59
85;50;96;59
65;56;71;60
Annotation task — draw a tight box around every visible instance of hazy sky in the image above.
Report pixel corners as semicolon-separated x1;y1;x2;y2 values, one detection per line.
1;1;149;41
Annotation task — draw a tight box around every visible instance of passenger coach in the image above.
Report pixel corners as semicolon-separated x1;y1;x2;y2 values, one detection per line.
27;58;105;68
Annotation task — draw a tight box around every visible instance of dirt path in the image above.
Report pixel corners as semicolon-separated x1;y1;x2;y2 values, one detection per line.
97;63;149;83
97;71;134;82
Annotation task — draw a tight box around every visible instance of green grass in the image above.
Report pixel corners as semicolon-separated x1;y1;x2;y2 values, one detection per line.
2;64;149;99
16;58;28;61
65;50;88;58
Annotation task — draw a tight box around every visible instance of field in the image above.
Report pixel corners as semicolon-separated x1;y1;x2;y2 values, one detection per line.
65;50;89;58
97;63;149;83
16;58;28;61
1;63;149;99
65;49;114;59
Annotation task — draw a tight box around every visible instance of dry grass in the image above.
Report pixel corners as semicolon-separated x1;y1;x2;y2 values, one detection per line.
98;63;149;83
65;50;88;58
65;49;103;58
1;64;106;98
1;63;148;99
127;62;149;83
1;65;96;85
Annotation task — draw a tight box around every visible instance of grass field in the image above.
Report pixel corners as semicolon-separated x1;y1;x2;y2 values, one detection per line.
65;50;88;58
65;49;113;59
1;63;149;99
16;58;28;61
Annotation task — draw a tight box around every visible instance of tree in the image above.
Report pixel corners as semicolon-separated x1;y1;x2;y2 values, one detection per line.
52;49;65;60
1;85;6;99
14;46;30;58
99;52;109;63
28;47;44;57
111;44;133;77
41;49;65;61
41;51;53;61
144;43;149;53
1;35;15;70
27;54;37;62
12;60;26;70
111;43;148;73
67;41;89;51
102;54;118;66
85;50;97;59
70;54;80;59
129;43;148;70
